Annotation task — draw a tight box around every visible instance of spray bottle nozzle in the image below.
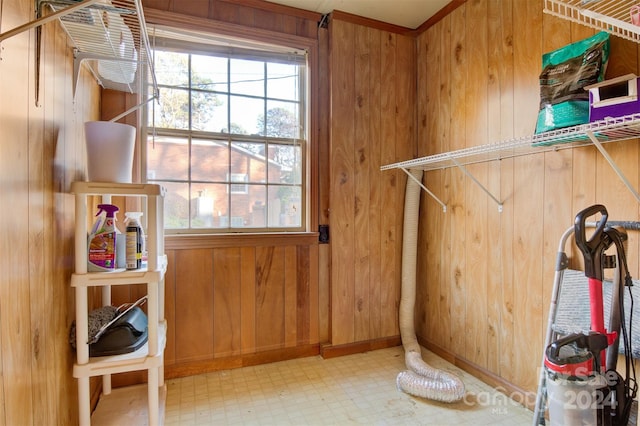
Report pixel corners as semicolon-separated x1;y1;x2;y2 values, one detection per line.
97;204;119;217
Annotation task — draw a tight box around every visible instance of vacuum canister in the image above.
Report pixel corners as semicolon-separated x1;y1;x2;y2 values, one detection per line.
544;333;610;426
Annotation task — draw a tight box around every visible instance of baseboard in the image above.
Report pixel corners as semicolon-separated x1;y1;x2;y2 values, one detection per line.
320;336;402;359
164;344;320;379
417;336;535;411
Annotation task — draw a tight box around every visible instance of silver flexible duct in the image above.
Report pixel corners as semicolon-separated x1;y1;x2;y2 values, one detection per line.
396;169;465;402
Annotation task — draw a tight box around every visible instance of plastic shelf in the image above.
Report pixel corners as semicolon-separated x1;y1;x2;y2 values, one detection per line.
73;321;166;378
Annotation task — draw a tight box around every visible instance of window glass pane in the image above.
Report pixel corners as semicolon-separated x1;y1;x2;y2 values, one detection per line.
229;184;263;228
162;181;190;229
268;143;301;184
265;100;299;138
146;34;306;233
230;59;264;97
231;142;266;183
191;183;227;228
192;91;227;132
154;87;189;130
191;139;229;182
268;185;301;227
267;63;298;101
192;55;228;92
155;51;189;87
147;135;189;180
230;95;264;135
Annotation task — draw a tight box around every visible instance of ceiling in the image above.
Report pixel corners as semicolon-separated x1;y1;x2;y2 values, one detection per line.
264;0;452;29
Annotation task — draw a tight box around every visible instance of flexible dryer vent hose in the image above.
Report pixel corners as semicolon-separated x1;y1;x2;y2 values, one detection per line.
396;169;465;402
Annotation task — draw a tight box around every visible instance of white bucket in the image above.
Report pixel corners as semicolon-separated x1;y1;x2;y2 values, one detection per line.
85;121;136;183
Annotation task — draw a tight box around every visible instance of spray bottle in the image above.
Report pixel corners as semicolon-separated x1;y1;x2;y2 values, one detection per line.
88;204;119;271
124;212;144;270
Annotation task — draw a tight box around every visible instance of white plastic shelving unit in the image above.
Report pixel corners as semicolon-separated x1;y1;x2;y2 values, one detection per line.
70;181;166;426
382;113;640;212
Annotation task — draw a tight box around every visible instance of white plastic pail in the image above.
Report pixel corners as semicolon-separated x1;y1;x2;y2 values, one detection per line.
85;121;136;183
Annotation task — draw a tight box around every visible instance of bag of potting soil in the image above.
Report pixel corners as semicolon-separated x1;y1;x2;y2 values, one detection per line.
535;31;610;135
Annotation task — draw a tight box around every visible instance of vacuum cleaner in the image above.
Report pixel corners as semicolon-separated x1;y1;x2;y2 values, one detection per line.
544;205;637;426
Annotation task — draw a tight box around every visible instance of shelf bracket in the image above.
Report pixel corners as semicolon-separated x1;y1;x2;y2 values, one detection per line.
585;130;640;203
0;0;100;43
449;156;503;212
400;167;447;212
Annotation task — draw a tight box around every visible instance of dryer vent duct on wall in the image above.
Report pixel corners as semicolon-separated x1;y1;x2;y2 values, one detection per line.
396;169;465;402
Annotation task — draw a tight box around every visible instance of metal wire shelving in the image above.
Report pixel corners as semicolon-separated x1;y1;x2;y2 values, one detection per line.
381;113;640;212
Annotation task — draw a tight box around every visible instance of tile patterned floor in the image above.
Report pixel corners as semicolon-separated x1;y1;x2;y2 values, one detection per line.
163;346;533;426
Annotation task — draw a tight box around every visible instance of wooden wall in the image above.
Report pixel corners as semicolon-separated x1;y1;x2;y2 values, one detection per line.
160;235;318;377
327;15;415;350
0;0;101;424
415;0;640;398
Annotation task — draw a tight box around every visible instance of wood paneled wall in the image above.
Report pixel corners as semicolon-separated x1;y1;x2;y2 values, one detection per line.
328;16;415;348
161;235;319;376
0;0;101;424
416;0;640;397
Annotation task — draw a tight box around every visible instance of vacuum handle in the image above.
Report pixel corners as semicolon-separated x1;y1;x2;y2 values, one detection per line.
575;204;609;280
547;332;608;366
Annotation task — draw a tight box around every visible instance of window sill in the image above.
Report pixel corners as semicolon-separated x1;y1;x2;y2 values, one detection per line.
165;232;319;250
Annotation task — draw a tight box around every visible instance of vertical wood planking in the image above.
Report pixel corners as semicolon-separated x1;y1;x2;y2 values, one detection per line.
437;16;453;352
379;30;399;338
175;249;214;362
486;0;503;375
240;247;256;354
28;10;51;424
354;24;372;342
296;245;311;344
213;248;242;357
284;246;298;347
511;0;544;392
448;3;467;356
164;250;176;364
463;0;489;368
495;0;515;381
367;26;383;340
307;244;320;344
256;246;285;350
0;2;34;424
330;19;356;345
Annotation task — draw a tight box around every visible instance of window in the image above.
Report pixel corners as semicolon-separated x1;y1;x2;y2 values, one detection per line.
144;27;307;233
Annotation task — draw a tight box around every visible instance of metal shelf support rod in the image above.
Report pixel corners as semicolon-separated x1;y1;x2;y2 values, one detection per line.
449;156;503;212
400;167;447;213
585;130;640;203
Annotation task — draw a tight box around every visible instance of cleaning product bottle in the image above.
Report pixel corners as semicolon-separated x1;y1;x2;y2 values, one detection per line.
88;204;119;271
124;212;144;270
114;213;126;269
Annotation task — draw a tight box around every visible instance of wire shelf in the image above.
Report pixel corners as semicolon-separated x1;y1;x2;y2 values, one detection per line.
381;113;640;172
543;0;640;43
41;0;157;95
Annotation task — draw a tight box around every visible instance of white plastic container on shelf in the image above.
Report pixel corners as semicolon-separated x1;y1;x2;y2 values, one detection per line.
84;121;136;183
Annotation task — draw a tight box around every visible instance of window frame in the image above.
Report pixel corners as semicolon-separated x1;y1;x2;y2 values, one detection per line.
142;26;312;235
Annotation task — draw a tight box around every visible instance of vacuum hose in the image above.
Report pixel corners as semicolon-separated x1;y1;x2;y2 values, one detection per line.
396;169;465;402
